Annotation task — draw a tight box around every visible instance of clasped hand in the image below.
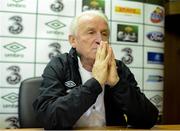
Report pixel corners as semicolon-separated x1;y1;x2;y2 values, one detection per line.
92;41;119;87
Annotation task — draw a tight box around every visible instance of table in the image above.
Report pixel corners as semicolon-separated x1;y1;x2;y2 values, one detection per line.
2;124;180;130
77;124;180;130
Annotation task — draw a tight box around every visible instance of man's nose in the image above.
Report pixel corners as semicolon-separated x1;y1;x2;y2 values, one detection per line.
95;33;102;45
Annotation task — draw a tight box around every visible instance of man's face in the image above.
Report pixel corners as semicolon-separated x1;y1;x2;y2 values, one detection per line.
71;15;109;61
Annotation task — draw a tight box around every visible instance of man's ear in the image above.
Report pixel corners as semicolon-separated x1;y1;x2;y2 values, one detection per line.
68;35;76;48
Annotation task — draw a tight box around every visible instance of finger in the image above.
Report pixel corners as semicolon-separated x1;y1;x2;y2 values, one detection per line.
95;42;103;60
101;41;109;60
106;45;113;62
111;49;115;59
111;50;117;68
106;44;112;64
99;41;107;60
104;46;112;64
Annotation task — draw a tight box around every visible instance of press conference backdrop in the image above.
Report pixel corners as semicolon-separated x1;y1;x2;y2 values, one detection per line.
0;0;164;128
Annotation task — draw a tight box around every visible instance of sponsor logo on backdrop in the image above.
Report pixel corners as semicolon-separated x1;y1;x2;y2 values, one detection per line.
1;92;18;109
46;20;66;35
151;7;164;23
147;75;163;82
6;66;21;85
150;94;162;110
1;92;18;104
8;16;23;34
5;116;19;129
82;0;105;13
115;5;141;15
46;20;65;30
121;47;133;65
117;24;138;42
147;31;164;43
147;52;164;64
48;42;62;59
3;42;26;58
50;0;64;12
7;0;26;8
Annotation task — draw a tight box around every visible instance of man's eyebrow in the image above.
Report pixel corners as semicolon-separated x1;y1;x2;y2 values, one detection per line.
85;27;96;30
101;29;110;34
101;29;109;32
84;27;109;33
87;27;109;31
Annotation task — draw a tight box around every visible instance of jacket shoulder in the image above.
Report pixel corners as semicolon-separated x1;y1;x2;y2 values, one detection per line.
42;53;74;78
48;53;72;67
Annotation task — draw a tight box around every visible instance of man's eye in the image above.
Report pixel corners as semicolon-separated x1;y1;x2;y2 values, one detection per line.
88;31;94;34
102;32;108;36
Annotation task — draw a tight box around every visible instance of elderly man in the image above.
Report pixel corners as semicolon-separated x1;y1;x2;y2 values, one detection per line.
33;10;158;130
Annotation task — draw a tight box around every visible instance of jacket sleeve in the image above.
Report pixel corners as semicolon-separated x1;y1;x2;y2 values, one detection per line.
33;57;102;129
111;61;159;129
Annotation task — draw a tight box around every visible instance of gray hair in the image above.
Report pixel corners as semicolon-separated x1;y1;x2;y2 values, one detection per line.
69;10;109;36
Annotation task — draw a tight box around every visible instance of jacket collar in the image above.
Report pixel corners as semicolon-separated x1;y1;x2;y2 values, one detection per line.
69;47;79;68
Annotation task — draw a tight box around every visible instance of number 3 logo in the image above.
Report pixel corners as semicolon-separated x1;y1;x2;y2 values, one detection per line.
8;16;23;34
121;47;133;65
6;66;21;85
50;0;64;12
